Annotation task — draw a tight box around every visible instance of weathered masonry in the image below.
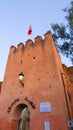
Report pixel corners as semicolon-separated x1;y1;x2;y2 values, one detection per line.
0;31;73;130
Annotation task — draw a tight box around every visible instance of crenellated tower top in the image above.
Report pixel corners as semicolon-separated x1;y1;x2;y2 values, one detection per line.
9;30;54;54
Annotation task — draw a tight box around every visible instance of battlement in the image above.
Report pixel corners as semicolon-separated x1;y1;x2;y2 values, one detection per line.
3;30;62;82
9;30;54;54
5;30;61;74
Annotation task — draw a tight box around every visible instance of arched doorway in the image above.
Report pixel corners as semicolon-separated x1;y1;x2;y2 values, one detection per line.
13;104;30;130
17;107;30;130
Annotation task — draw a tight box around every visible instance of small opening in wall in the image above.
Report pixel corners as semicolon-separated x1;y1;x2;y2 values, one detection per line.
38;78;40;81
71;81;73;83
33;56;35;59
49;86;51;88
33;56;36;61
21;60;22;64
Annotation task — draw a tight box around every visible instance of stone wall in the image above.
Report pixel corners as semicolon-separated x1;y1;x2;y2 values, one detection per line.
0;31;71;130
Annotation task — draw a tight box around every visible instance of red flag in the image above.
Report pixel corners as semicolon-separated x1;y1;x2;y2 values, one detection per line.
28;25;32;35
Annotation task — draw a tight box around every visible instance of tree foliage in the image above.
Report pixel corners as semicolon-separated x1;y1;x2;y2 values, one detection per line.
51;1;73;64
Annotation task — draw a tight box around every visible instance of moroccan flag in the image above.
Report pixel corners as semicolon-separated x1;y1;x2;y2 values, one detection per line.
28;25;32;35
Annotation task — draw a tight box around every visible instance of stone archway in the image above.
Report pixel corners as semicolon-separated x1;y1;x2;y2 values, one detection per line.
13;104;30;130
17;107;30;130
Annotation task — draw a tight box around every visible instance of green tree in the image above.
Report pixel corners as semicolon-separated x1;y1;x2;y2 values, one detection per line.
51;1;73;64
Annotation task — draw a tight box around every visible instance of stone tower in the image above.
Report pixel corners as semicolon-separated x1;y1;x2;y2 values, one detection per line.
0;31;71;130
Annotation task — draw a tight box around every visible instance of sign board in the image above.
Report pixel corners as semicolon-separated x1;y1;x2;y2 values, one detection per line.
44;121;50;130
40;102;51;112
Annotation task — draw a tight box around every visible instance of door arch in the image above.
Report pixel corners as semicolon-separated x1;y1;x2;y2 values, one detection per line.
13;104;30;130
17;107;30;130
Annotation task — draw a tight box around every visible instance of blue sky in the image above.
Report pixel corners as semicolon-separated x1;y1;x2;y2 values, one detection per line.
0;0;72;81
